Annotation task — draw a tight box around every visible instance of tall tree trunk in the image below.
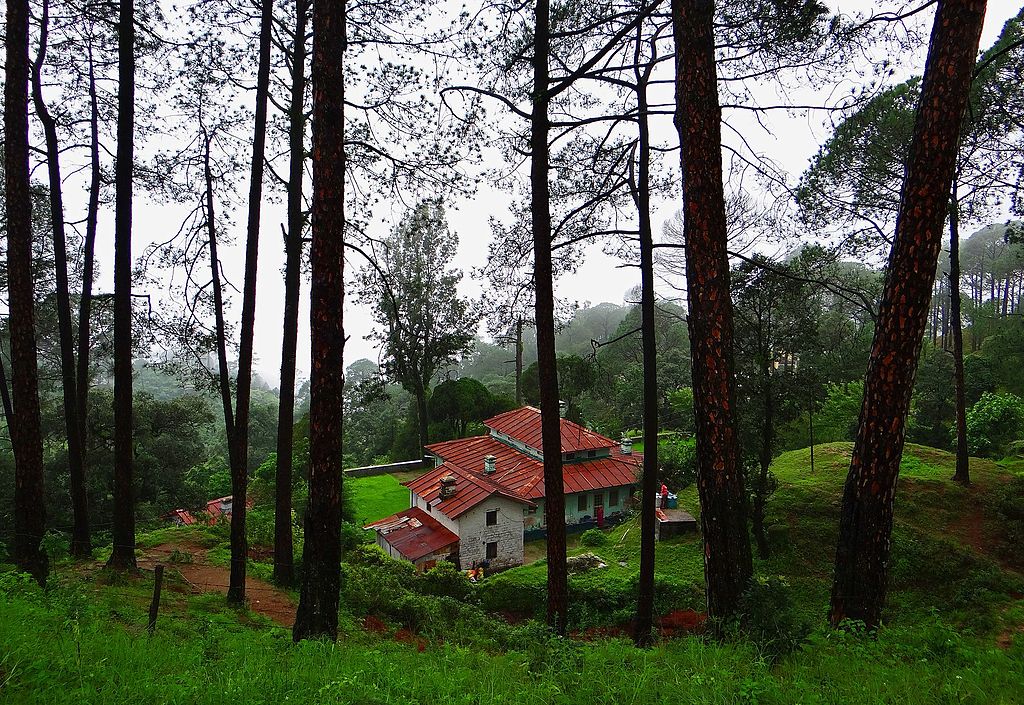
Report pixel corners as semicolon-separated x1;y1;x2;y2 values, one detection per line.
0;350;14;428
515;316;523;407
228;0;275;605
949;188;970;485
829;0;986;629
808;387;815;474
531;0;569;635
203;131;237;451
5;0;48;585
31;0;89;559
293;0;345;642
672;0;752;622
274;0;309;587
633;49;659;647
754;350;773;558
107;0;137;571
73;42;102;558
415;383;429;453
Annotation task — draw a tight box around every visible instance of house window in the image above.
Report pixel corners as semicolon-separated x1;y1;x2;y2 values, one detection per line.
587;450;597;458
486;542;498;560
577;494;588;512
593;492;604;508
528;505;537;514
609;489;619;507
486;509;498;526
565;452;576;461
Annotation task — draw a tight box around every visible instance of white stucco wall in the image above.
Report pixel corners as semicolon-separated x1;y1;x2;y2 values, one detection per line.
456;495;525;570
410;492;460;534
525;484;635;528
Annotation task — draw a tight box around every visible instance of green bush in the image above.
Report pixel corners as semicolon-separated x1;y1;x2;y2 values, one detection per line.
419;561;474;602
341;521;370;552
660;436;697;489
579;528;608;547
963;392;1024;456
730;577;809;660
992;473;1024;548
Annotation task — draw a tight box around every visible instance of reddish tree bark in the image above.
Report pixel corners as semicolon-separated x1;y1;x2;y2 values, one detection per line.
531;0;569;635
107;0;137;572
31;0;90;558
5;0;48;586
830;0;987;629
293;0;345;642
274;0;310;587
672;0;752;622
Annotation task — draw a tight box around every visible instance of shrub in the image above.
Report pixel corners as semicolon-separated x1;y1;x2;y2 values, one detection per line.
992;473;1024;548
660;436;697;489
730;577;809;660
419;561;474;602
579;528;608;547
963;392;1024;456
341;521;370;552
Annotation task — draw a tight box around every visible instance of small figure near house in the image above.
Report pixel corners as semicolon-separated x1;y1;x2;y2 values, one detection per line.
660;483;669;509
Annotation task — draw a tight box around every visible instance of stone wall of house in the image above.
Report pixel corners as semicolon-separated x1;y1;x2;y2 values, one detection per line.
456;495;525;570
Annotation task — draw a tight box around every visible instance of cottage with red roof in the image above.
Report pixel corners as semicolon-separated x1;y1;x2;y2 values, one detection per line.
365;406;642;570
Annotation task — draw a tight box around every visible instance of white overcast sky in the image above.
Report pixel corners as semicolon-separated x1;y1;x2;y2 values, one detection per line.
75;1;1020;388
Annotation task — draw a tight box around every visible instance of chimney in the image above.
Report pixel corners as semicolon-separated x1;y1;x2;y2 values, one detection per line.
558;400;568;418
484;454;497;475
620;436;633;455
439;474;458;500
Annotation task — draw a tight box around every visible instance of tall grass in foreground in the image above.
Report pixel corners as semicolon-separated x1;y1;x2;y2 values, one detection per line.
1;573;1022;705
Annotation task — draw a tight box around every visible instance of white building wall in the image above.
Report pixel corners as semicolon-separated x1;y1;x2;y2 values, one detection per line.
456;495;525;570
410;492;460;534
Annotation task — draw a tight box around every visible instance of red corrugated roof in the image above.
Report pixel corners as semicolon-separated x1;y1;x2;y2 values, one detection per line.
425;431;642;502
404;463;533;518
483;406;616;453
364;508;459;561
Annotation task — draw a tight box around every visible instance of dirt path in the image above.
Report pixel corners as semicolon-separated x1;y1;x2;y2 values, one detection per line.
137;541;296;627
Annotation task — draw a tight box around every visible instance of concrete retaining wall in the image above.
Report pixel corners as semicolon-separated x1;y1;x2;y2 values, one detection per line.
343;457;429;478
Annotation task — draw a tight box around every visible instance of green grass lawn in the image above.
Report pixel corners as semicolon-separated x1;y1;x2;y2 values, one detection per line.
348;473;413;525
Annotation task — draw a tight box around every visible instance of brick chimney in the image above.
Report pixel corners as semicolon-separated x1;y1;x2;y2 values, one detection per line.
439;474;458;500
484;454;497;475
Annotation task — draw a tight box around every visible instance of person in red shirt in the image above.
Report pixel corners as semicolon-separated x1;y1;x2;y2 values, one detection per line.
660;483;669;509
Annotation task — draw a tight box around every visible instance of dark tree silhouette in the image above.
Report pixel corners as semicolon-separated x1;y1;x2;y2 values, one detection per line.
273;0;310;587
671;0;752;622
226;0;276;607
5;0;48;585
107;0;137;571
530;0;569;635
830;0;988;629
293;0;345;642
30;0;90;557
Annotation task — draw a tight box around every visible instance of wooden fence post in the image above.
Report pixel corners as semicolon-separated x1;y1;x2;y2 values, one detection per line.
148;565;164;635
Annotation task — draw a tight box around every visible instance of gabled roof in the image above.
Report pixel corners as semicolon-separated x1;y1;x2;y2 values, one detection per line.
425;433;642;501
404;463;534;518
364;508;459;561
483;406;616;453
